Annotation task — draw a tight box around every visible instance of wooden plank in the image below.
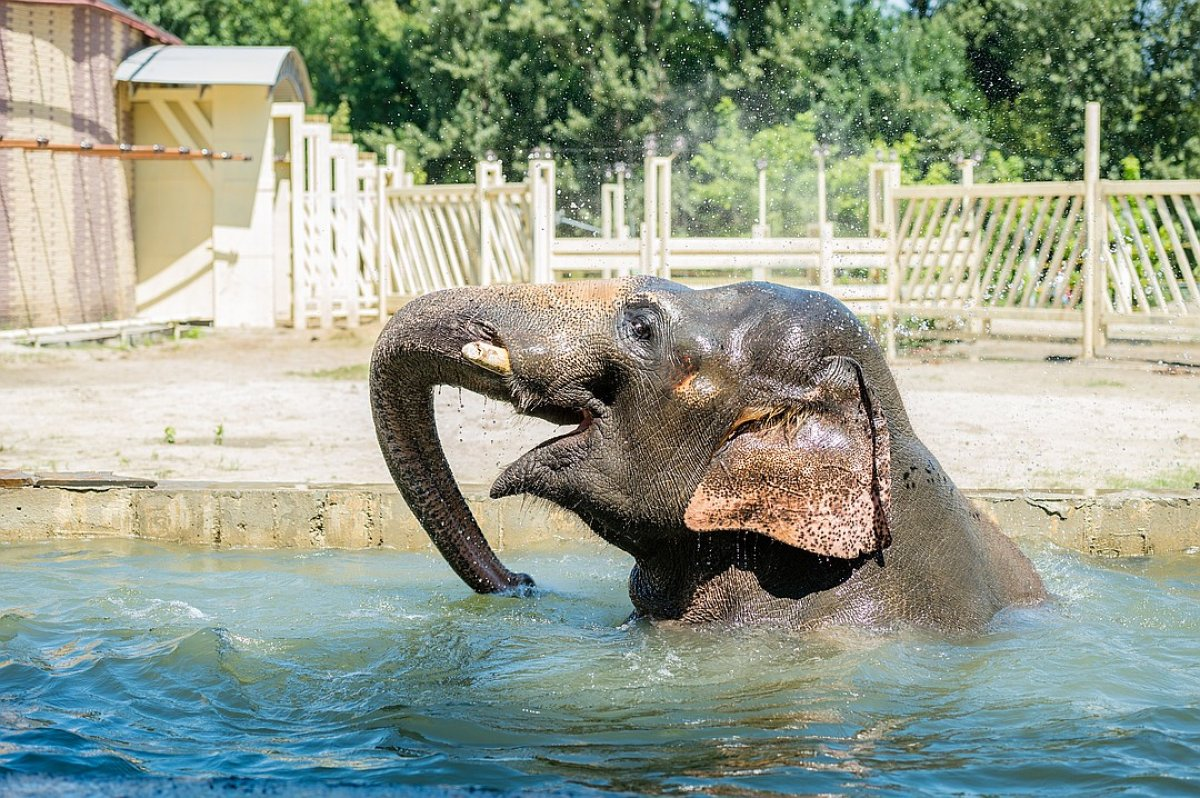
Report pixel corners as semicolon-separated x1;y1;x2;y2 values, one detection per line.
893;181;1083;200
390;204;425;295
919;195;967;303
974;197;1021;305
1135;195;1186;313
1006;194;1055;307
1169;194;1200;306
1106;203;1151;312
991;195;1038;307
387;184;475;200
892;304;1081;322
1016;194;1066;307
941;196;994;307
1117;195;1168;311
1035;196;1081;308
421;202;462;287
962;196;1007;304
0;471;36;489
30;472;157;490
1101;179;1200;195
900;197;937;301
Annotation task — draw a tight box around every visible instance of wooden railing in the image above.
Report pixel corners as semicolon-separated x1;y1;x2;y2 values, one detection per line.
553;236;889;308
885;176;1200;352
890;182;1087;322
883;105;1198;355
1102;180;1200;331
284;103;1197;356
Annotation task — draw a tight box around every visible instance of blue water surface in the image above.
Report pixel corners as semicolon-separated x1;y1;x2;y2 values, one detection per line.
1;539;1198;796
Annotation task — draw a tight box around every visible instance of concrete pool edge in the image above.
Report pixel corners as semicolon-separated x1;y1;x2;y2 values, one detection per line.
1;481;1198;557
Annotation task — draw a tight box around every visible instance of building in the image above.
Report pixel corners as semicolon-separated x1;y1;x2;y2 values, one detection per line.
115;45;311;326
1;1;324;330
0;0;179;329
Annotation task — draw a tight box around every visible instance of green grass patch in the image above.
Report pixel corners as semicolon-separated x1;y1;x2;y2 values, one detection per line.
1106;465;1200;491
1082;379;1127;389
290;363;370;380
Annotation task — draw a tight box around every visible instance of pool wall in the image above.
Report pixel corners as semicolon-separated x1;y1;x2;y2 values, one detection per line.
1;481;1198;556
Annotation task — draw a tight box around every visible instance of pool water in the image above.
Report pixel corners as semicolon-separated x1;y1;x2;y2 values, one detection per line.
1;540;1198;796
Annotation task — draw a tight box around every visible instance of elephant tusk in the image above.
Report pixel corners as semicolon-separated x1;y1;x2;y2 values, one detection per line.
461;341;512;376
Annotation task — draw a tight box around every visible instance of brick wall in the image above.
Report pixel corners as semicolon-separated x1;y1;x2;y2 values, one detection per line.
0;2;148;328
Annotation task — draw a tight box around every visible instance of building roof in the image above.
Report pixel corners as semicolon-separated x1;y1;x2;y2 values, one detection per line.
115;46;313;104
26;0;183;44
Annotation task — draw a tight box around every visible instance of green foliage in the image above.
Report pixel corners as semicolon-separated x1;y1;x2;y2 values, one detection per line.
127;0;1200;204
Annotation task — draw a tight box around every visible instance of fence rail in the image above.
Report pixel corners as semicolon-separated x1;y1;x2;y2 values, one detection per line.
891;182;1087;321
1101;180;1200;321
280;103;1197;356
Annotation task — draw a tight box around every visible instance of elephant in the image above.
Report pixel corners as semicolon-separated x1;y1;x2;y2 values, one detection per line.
370;277;1046;632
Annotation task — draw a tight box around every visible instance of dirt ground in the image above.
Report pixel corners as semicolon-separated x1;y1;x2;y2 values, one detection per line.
1;324;1198;491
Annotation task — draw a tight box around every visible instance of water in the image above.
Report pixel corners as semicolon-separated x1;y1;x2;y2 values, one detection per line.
1;540;1198;796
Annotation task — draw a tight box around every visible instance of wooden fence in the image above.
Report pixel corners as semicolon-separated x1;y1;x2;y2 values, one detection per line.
1102;180;1200;336
283;102;1197;358
552;236;888;308
885;105;1200;356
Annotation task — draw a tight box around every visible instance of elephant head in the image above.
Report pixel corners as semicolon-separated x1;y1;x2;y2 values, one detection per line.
370;277;908;597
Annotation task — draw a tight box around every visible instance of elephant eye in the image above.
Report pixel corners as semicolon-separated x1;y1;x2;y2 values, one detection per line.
627;311;656;342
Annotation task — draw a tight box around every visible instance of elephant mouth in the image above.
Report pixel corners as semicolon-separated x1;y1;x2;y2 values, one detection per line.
490;397;603;499
530;405;596;450
461;341;603;498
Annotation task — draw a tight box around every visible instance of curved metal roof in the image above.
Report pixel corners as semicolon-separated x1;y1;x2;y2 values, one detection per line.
115;46;313;105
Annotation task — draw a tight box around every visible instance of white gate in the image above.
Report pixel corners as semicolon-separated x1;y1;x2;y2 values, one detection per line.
272;103;383;328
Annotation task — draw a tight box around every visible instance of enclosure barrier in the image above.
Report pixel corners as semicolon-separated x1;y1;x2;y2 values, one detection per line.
280;102;1196;355
884;104;1200;357
2;480;1197;558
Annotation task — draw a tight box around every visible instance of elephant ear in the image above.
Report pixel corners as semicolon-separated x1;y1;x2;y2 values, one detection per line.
684;356;892;559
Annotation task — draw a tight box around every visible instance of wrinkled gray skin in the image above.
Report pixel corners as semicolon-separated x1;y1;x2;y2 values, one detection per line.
370;277;1046;632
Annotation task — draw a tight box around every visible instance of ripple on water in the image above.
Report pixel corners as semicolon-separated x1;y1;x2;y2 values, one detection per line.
0;540;1198;795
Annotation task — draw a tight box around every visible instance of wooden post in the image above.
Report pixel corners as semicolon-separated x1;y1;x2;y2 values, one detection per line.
814;146;832;291
1083;101;1101;360
752;157;769;240
643;146;658;275
476;155;502;286
601;183;615;239
868;161;883;237
332;142;359;328
884;161;901;360
278;105;306;330
615;167;627;240
376;164;391;317
528;149;555;284
657;156;672;279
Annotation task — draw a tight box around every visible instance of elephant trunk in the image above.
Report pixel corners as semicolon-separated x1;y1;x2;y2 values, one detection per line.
369;288;529;594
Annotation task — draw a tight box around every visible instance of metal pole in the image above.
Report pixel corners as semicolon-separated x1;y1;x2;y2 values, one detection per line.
1083;102;1101;360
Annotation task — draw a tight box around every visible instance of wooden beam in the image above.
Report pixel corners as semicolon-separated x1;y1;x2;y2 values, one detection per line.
0;138;252;161
175;100;215;148
148;99;214;186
